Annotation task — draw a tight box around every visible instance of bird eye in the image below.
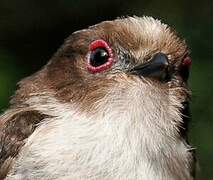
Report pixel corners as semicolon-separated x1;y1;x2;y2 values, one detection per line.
87;39;113;73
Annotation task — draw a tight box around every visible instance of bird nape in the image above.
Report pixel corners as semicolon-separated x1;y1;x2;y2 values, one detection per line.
0;16;195;180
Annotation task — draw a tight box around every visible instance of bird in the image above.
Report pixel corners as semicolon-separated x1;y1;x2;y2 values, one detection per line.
0;16;195;180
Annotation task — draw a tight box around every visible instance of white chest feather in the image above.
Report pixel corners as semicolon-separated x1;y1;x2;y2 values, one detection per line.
7;82;193;180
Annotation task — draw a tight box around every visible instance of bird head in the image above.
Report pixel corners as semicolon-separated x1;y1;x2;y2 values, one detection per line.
16;17;192;135
28;16;190;116
4;16;194;180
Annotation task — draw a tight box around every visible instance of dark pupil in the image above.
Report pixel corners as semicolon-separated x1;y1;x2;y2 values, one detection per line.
90;48;109;67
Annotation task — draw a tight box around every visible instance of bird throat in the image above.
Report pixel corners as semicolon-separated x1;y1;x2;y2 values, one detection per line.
6;83;193;180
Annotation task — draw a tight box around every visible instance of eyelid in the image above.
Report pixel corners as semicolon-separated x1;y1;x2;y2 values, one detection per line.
86;39;114;73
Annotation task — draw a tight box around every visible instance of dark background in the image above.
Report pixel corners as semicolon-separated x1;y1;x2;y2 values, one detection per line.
0;0;212;179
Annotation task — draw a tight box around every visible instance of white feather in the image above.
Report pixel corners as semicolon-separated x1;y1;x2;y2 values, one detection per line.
7;75;193;180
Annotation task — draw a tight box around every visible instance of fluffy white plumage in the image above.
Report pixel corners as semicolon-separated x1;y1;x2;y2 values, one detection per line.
7;75;193;180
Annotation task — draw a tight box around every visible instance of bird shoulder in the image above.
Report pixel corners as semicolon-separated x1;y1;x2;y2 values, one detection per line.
0;109;47;179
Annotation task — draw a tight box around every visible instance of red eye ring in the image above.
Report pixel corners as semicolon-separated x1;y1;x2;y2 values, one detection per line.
182;57;192;67
87;39;114;73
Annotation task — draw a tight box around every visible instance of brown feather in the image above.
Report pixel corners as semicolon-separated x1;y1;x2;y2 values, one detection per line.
0;110;47;179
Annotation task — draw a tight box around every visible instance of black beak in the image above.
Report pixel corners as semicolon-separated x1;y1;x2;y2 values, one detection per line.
130;52;170;81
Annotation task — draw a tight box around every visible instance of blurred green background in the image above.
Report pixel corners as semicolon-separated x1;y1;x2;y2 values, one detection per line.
0;0;212;179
